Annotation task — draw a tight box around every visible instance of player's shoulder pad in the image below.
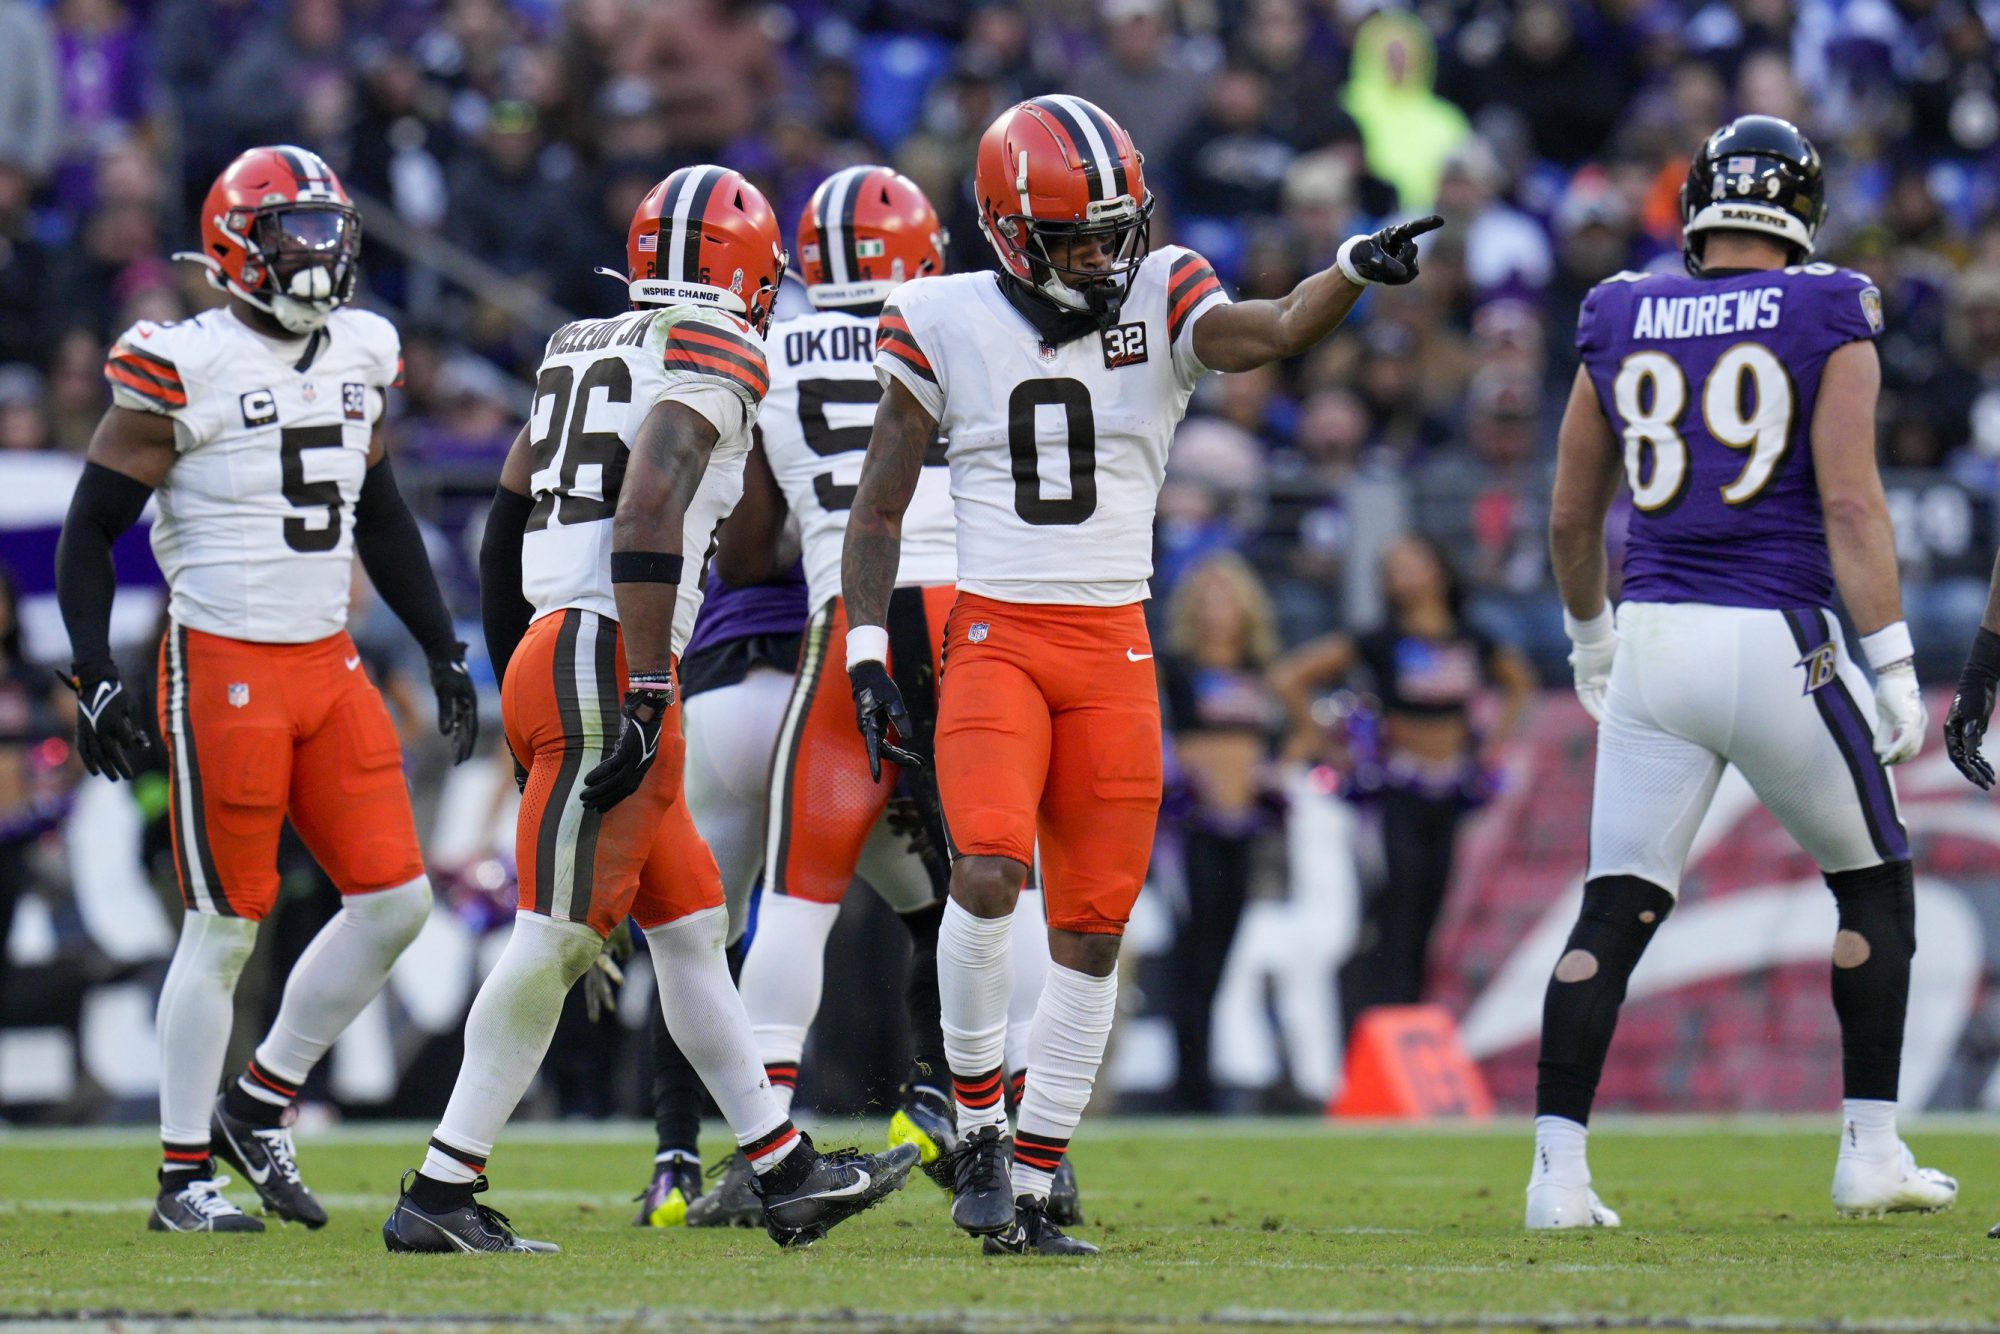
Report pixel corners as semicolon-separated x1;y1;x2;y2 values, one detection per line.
875;290;938;388
1785;261;1884;338
105;316;201;412
1576;273;1645;354
1154;245;1226;343
332;306;404;385
655;305;770;404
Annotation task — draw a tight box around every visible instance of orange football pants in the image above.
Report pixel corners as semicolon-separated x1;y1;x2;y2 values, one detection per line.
765;584;953;905
502;608;722;936
935;593;1163;935
155;623;425;920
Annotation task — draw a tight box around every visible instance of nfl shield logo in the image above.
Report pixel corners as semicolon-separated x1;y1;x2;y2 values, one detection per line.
969;623;989;644
301;382;318;402
228;683;250;708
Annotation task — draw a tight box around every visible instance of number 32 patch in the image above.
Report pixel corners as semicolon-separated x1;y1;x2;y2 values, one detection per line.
1101;322;1148;369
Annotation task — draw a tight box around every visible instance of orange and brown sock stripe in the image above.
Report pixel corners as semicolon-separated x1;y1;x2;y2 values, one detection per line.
427;1136;488;1176
161;1141;212;1180
741;1120;800;1169
764;1062;800;1092
1013;1130;1070;1175
953;1065;1006;1112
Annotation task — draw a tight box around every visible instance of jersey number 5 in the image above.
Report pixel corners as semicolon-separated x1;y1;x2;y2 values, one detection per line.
1614;343;1794;513
1008;379;1097;526
280;425;345;552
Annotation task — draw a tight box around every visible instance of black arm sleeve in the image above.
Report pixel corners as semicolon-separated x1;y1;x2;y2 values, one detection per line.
352;458;459;660
55;461;155;673
479;485;535;684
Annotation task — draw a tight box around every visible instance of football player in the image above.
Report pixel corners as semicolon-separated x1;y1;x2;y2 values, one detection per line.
843;96;1438;1254
384;165;914;1254
1531;116;1953;1227
54;146;477;1233
687;166;1073;1229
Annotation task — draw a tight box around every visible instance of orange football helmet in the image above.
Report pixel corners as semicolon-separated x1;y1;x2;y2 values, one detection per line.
796;165;947;309
175;145;362;335
621;165;786;334
974;95;1152;324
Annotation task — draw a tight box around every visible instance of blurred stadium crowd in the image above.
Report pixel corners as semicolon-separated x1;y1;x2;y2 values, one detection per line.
2;0;2000;1124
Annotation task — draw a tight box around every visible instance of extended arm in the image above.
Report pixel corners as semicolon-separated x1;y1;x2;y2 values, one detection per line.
356;423;477;762
1191;216;1443;372
1812;339;1922;765
840;377;938;778
1547;366;1625;722
579;398;720;812
713;433;795;586
54;408;177;779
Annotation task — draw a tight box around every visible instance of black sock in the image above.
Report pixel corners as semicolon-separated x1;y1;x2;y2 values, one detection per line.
1535;875;1675;1125
898;900;948;1091
1827;860;1915;1102
648;994;704;1161
410;1170;477;1213
222;1058;295;1129
753;1127;814;1195
160;1141;212;1191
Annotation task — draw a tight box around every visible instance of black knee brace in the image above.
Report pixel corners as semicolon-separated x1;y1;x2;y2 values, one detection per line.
1826;859;1915;1102
1535;875;1676;1124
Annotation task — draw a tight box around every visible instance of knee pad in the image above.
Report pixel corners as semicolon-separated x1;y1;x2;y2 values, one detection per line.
1826;859;1915;968
1555;875;1676;985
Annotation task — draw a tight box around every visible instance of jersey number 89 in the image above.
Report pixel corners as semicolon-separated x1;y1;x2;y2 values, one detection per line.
1614;342;1794;513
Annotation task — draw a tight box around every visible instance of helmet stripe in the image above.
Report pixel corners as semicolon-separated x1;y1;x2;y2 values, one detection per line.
665;165;723;285
1058;96;1129;202
1038;95;1119;203
818;166;867;286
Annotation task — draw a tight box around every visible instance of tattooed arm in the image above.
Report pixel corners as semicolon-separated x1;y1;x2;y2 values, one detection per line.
841;377;939;634
612;399;721;676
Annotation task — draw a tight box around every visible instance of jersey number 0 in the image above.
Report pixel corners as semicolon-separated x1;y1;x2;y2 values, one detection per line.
1008;379;1097;526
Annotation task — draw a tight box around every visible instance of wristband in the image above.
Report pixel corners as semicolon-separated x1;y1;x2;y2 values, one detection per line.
627;670;675;697
1563;606;1615;645
846;625;889;670
1334;235;1371;287
1860;621;1914;672
611;551;685;584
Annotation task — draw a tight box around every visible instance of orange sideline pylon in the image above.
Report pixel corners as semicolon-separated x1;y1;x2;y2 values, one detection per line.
1330;1004;1494;1120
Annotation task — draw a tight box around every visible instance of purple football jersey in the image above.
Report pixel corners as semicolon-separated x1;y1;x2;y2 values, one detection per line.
1577;264;1883;610
683;561;808;656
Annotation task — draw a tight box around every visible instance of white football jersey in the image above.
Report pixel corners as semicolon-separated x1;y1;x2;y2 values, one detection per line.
875;246;1229;606
762;308;955;612
106;306;401;643
520;304;768;657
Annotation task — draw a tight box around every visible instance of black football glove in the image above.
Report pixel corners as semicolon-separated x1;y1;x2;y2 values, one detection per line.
850;659;923;782
1341;214;1445;286
62;661;150;781
428;645;479;765
580;678;673;812
1945;627;2000;790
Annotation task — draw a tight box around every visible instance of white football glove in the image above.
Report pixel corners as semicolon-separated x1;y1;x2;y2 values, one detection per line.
1565;606;1617;724
1871;661;1926;765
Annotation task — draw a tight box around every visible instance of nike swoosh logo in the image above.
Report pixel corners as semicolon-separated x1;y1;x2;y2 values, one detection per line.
344;655;361;671
1126;649;1152;662
805;1168;872;1201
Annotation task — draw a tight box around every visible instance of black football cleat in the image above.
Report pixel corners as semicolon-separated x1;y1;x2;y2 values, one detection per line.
685;1153;763;1228
148;1175;264;1233
946;1124;1016;1236
982;1194;1099;1256
382;1172;559;1254
757;1137;920;1249
633;1155;703;1227
888;1084;959;1191
211;1100;326;1228
1046;1156;1083;1227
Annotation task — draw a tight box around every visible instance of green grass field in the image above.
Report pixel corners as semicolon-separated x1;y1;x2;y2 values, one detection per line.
3;1117;1998;1332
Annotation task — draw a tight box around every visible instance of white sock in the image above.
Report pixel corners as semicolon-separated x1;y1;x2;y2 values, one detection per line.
939;897;1014;1135
739;891;840;1119
156;914;260;1148
1532;1115;1590;1186
252;877;431;1086
1841;1098;1899;1159
1005;888;1050;1081
1014;962;1117;1202
644;908;800;1174
425;912;602;1181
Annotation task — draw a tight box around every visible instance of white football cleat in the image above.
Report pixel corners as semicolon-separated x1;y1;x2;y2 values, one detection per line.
1832;1142;1957;1218
1526;1180;1621;1229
